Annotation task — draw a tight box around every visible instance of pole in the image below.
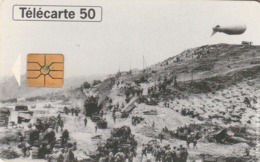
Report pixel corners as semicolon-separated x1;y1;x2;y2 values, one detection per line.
191;51;194;94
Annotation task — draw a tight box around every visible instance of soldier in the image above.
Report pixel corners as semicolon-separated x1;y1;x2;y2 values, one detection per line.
84;117;88;127
75;109;78;116
161;147;166;162
125;91;130;98
71;108;75;116
153;145;161;162
57;114;61;121
30;126;40;143
43;128;56;144
180;148;188;162
141;144;147;157
186;135;191;148
38;144;47;159
244;148;250;156
55;122;59;133
108;150;114;162
159;133;164;143
20;143;29;157
36;120;43;132
63;148;75;162
60;120;64;132
172;146;177;162
109;98;113;103
95;125;98;133
165;148;172;162
164;102;167;108
244;97;251;107
64;106;68;115
152;121;155;128
72;142;77;151
193;139;198;149
45;145;52;155
113;115;116;123
176;148;181;162
100;109;104;117
141;88;144;95
62;129;69;145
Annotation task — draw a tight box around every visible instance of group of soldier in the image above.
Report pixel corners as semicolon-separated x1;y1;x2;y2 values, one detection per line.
64;106;80;116
141;143;189;162
17;113;80;161
186;134;198;149
147;84;167;98
163;102;170;108
96;126;137;162
98;148;136;162
125;86;144;103
147;86;158;96
124;83;144;96
163;125;202;149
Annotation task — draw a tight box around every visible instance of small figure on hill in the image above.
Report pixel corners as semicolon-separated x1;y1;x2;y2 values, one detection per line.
75;109;78;116
176;57;180;62
57;114;61;121
141;144;147;157
113;115;116;123
244;148;250;156
95;125;98;133
84;117;87;127
60;120;64;132
100;110;104;117
244;97;251;107
193;139;198;149
71;108;75;116
152;121;155;128
159;133;164;143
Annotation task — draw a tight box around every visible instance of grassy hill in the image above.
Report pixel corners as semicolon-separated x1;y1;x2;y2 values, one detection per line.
118;43;260;96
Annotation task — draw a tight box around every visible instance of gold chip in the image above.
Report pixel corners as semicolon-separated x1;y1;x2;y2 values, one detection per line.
27;54;64;87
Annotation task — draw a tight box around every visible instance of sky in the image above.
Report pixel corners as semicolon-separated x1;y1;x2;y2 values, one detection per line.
1;0;260;79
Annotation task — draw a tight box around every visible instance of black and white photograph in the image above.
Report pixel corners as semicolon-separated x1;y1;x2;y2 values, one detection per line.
0;1;260;162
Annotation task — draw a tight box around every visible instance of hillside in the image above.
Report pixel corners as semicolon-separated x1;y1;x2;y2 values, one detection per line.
92;43;260;160
148;43;260;94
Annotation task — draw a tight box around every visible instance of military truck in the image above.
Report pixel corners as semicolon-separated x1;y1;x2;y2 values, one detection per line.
15;105;28;111
91;114;102;122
